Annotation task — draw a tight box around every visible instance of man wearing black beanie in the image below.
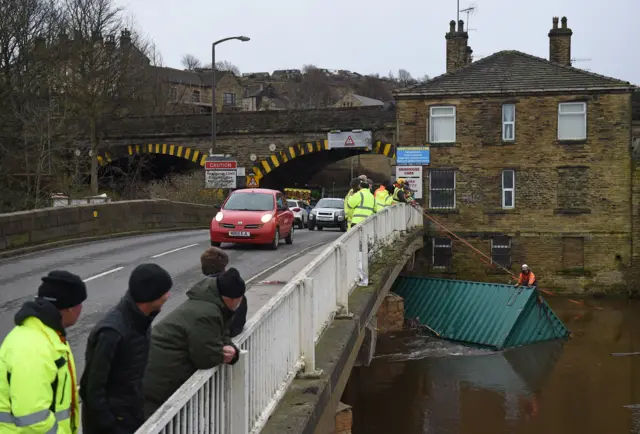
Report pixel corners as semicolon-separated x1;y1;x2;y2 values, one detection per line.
142;267;244;418
0;270;86;434
80;263;172;434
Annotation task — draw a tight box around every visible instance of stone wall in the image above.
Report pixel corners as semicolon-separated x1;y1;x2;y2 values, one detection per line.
397;91;633;293
376;293;405;333
0;200;215;253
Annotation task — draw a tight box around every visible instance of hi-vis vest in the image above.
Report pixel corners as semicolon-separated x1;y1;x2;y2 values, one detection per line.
392;186;402;203
374;189;392;212
0;317;80;434
348;189;376;225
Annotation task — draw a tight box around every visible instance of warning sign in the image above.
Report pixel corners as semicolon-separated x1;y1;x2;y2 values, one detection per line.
246;175;259;188
344;136;355;146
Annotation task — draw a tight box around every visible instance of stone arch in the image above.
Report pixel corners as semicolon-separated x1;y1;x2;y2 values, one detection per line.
97;143;207;167
250;140;396;182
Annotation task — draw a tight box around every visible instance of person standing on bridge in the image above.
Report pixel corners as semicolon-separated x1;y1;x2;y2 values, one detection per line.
80;264;173;434
374;181;394;212
347;178;377;229
142;267;244;419
345;178;362;230
0;270;87;434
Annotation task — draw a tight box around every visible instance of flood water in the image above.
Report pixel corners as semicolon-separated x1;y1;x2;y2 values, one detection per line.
342;298;640;434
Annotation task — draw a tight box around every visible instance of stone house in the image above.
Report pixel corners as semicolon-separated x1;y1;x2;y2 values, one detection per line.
153;66;243;112
333;92;385;108
241;83;287;111
394;17;638;293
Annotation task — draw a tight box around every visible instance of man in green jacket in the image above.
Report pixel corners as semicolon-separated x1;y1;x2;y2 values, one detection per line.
142;267;245;418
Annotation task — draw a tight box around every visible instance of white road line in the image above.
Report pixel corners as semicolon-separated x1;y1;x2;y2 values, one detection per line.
151;243;199;259
83;267;124;282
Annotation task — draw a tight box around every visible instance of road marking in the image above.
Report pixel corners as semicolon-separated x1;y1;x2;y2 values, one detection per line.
83;267;124;282
151;243;199;258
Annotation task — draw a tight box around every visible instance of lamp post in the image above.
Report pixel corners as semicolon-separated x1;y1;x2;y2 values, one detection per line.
211;36;250;155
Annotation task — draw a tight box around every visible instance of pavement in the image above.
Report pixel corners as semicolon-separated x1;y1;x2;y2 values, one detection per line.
0;227;342;373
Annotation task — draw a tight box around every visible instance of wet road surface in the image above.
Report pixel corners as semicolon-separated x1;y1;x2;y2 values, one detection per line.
343;298;640;434
0;228;341;373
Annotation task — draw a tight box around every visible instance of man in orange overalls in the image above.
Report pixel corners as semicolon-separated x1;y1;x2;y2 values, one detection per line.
515;264;537;288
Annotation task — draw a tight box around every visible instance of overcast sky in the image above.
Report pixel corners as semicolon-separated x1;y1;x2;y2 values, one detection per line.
115;0;639;84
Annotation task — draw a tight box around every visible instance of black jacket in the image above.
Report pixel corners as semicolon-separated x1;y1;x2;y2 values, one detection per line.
80;293;157;434
229;296;247;338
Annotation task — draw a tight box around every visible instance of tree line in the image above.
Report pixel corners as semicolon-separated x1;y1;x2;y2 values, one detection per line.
0;0;170;212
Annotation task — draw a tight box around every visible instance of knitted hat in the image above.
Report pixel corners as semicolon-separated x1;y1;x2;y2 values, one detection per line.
128;264;173;303
350;178;361;189
201;247;229;276
38;270;87;309
217;268;245;299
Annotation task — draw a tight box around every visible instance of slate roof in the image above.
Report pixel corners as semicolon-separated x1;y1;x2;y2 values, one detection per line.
395;50;635;97
152;66;230;87
351;94;385;106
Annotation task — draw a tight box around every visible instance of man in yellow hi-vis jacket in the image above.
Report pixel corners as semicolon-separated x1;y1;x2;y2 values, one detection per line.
374;181;394;212
347;179;377;229
344;177;364;229
0;270;86;434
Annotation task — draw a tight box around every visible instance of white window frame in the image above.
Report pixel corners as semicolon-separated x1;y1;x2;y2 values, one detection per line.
428;169;456;210
502;104;515;141
429;106;456;143
491;236;512;268
501;169;515;209
558;102;587;140
432;237;452;268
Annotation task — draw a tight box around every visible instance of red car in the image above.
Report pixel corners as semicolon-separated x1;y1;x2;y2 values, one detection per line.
210;188;295;250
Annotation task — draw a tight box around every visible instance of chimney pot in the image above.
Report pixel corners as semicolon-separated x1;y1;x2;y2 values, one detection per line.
552;17;559;29
449;20;456;33
458;19;465;33
561;16;567;28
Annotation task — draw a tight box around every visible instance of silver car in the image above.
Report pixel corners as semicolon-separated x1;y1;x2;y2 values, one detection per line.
287;199;309;229
308;198;347;232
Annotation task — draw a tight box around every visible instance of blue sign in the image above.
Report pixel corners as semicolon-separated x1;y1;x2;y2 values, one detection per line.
396;147;430;165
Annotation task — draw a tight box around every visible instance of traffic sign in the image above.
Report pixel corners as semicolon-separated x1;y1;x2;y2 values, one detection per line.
344;136;355;146
246;175;259;188
205;158;237;189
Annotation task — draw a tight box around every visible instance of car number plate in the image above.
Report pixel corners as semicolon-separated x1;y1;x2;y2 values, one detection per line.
229;231;250;237
318;216;332;221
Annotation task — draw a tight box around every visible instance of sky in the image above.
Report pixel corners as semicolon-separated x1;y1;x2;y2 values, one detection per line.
115;0;640;85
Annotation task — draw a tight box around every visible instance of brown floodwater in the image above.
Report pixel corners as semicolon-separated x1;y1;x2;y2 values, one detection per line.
342;298;640;434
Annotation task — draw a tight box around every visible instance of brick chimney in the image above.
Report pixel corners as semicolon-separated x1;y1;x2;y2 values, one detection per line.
119;29;131;48
549;16;572;66
446;19;471;73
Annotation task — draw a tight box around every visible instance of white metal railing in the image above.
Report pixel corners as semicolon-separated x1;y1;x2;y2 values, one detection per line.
136;203;423;434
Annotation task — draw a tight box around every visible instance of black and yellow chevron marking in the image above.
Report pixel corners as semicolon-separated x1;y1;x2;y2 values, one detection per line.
250;140;395;181
97;144;207;167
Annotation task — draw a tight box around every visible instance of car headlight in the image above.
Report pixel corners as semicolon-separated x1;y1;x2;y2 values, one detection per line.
215;212;224;222
261;213;273;223
311;209;318;214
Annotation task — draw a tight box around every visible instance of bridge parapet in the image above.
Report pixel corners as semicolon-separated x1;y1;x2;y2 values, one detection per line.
101;105;396;140
135;204;424;434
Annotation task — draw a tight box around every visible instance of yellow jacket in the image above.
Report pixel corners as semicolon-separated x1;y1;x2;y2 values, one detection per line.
0;301;80;434
374;189;392;212
347;188;376;226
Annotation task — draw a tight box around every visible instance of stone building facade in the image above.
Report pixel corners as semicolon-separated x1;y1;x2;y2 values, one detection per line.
394;17;637;293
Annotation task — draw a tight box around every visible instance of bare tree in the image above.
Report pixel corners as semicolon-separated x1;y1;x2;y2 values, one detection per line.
181;53;201;71
296;64;335;108
215;60;239;75
397;69;415;86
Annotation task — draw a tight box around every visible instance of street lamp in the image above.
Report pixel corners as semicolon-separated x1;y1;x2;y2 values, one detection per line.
211;36;250;155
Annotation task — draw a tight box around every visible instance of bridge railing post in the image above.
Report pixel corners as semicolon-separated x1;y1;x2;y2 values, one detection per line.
336;244;353;318
299;278;322;378
229;350;249;434
358;225;369;287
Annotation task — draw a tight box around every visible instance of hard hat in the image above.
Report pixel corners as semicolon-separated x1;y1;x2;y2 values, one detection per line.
522;264;529;270
397;178;406;185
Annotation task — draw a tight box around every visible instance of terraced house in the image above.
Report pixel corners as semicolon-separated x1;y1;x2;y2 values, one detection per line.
394;17;638;293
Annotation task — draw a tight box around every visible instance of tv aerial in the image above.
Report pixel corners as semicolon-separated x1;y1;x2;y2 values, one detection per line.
460;3;478;31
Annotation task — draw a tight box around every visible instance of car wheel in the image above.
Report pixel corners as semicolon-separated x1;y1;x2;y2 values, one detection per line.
298;219;304;229
340;222;347;232
211;241;221;247
270;228;280;250
317;226;323;231
308;221;315;230
285;226;294;244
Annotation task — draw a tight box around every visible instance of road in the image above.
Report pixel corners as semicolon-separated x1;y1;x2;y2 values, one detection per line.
0;228;341;374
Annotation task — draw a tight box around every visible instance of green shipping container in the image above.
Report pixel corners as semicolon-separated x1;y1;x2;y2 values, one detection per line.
392;276;569;350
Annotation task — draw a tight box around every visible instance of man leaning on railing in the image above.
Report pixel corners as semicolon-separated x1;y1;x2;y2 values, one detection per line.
141;265;246;418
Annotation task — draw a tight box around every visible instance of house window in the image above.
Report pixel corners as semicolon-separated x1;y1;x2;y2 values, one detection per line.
432;237;452;268
223;92;236;106
192;90;201;103
429;169;456;209
491;236;512;269
429;106;456;143
502;169;515;209
558;102;587;140
502;104;515;141
562;237;584;269
169;86;177;101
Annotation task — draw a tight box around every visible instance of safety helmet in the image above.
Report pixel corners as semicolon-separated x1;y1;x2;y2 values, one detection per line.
521;264;529;271
397;178;406;185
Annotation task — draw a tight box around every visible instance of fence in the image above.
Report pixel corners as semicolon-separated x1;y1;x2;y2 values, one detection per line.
136;203;423;434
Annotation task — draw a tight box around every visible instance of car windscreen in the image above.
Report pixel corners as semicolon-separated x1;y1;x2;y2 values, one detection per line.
315;199;343;209
287;200;297;208
224;193;274;211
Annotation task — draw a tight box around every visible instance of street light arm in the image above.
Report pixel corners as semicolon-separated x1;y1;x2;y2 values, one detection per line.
213;36;250;47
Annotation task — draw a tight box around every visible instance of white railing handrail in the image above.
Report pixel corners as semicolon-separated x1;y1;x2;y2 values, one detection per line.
136;203;423;434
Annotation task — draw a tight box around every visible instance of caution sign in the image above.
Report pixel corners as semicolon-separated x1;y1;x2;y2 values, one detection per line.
246;174;259;188
344;136;355;146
